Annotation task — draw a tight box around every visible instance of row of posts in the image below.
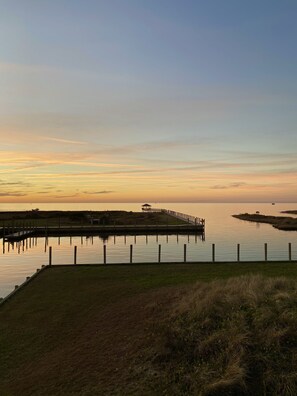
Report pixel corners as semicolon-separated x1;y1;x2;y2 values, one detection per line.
47;242;294;265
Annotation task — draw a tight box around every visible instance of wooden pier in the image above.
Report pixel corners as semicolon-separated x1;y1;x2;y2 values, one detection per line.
0;208;205;241
4;230;35;242
143;207;205;226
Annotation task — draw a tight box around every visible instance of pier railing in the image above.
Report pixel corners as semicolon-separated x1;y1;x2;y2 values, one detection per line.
146;208;205;226
162;209;205;226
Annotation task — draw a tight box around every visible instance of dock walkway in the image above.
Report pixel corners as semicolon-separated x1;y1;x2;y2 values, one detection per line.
4;230;35;242
144;208;205;226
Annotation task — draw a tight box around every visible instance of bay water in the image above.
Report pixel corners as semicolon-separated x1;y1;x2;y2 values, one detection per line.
0;202;297;298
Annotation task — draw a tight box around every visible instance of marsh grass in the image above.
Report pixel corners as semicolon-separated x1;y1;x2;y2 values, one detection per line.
148;275;297;395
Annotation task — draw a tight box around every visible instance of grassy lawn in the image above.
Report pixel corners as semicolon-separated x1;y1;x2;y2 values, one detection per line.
1;262;297;395
0;210;187;228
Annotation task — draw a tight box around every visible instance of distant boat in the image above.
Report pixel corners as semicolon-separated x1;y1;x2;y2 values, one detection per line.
256;211;260;214
272;203;275;205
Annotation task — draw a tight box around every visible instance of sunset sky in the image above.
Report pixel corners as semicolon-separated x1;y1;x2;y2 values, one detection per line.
0;0;297;203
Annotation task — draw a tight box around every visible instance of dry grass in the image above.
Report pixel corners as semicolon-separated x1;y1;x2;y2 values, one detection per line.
145;275;297;395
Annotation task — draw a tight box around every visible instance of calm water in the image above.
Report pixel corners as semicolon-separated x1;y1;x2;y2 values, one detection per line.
1;202;297;297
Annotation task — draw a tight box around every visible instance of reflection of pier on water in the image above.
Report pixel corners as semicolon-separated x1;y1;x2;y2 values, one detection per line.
2;232;205;255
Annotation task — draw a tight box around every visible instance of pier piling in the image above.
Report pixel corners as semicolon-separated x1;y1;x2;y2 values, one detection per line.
49;246;52;266
264;243;268;261
74;246;77;265
103;244;107;264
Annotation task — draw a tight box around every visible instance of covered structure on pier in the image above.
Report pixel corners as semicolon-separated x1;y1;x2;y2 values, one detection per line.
142;203;152;211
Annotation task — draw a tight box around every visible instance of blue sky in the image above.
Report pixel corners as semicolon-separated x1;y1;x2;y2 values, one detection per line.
0;0;296;202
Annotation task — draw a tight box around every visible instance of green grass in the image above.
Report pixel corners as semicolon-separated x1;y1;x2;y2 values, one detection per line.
1;262;297;395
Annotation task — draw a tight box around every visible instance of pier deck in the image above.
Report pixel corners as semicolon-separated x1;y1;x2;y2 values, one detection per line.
4;230;35;242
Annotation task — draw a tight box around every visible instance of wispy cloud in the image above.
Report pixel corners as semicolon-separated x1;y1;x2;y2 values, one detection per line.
53;194;79;199
0;192;27;197
41;137;88;145
0;180;32;187
211;182;247;190
82;190;114;194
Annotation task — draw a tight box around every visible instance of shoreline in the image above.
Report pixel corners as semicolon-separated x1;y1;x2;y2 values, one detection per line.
233;213;297;231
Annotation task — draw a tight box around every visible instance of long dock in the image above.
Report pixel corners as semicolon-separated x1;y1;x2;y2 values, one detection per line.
0;209;205;240
34;223;204;236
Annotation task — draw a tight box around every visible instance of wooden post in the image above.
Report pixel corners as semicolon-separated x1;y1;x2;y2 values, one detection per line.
49;246;52;266
134;235;136;244
289;243;292;261
146;235;148;244
74;245;77;265
212;244;215;262
264;243;268;261
184;244;187;263
124;235;127;244
103;244;107;264
158;244;161;263
237;244;240;262
130;244;133;263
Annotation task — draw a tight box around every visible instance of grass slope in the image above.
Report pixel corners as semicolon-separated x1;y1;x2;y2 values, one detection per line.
1;263;297;395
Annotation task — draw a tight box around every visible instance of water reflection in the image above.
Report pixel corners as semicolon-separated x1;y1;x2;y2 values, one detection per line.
1;232;205;257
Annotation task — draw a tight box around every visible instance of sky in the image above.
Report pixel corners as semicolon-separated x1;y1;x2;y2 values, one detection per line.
0;0;297;203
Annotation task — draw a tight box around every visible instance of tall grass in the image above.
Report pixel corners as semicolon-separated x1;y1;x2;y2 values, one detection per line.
148;275;297;395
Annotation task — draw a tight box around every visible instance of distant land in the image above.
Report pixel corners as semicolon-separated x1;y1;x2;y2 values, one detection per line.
233;212;297;231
